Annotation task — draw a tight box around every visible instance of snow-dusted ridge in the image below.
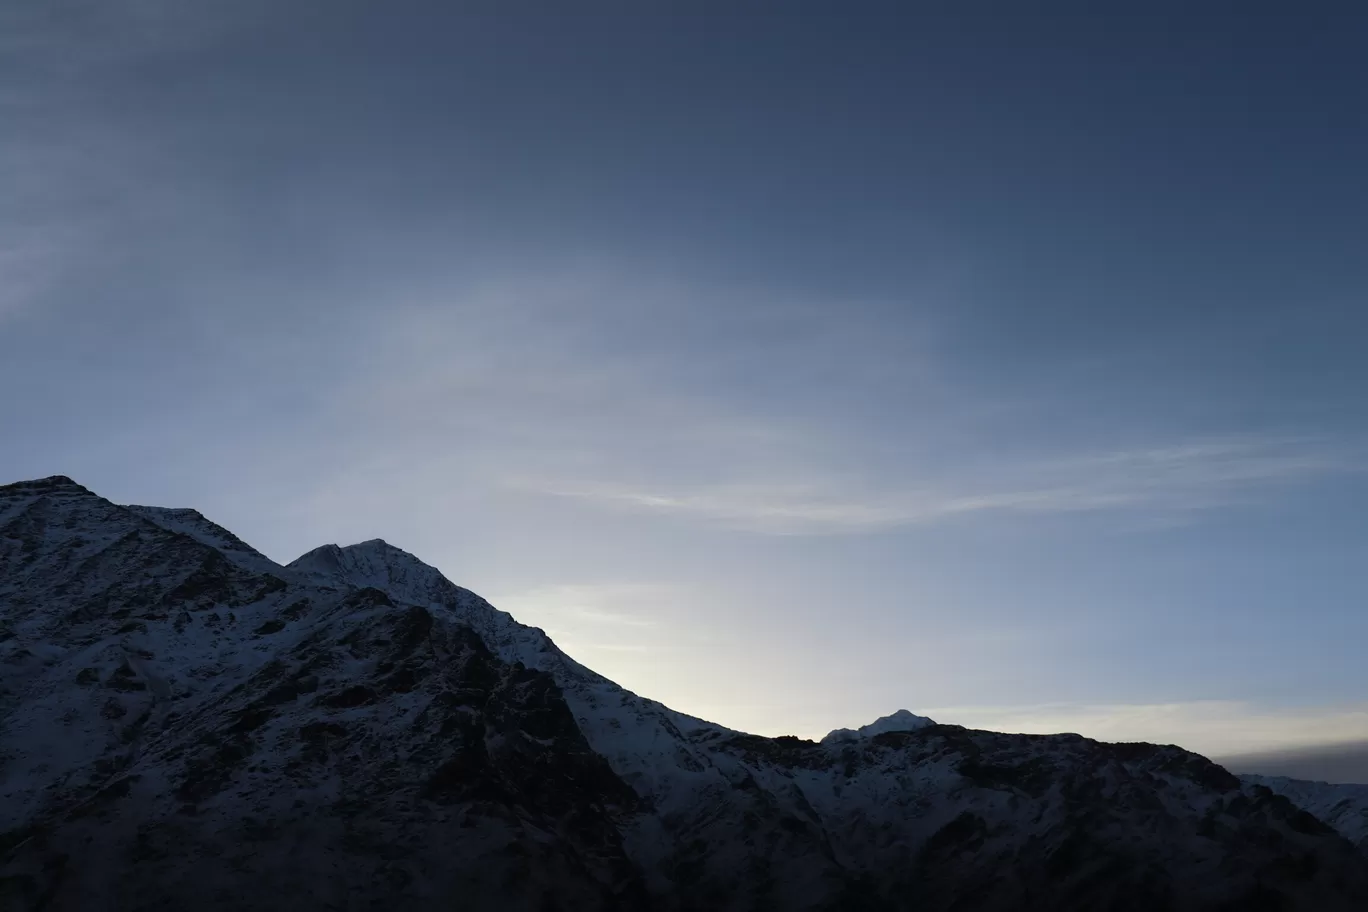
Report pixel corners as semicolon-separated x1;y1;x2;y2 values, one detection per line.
4;475;1368;911
125;504;281;575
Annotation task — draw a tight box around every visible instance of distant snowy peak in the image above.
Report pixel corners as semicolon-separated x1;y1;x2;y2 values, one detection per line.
822;708;936;745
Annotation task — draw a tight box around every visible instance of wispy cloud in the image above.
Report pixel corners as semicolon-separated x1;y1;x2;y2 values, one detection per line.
489;583;665;636
324;269;1360;537
486;582;679;681
517;437;1358;535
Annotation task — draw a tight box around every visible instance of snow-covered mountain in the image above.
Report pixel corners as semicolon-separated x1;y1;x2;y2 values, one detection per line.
4;475;1368;911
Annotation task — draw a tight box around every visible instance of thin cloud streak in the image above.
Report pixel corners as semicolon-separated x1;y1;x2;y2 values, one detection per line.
521;438;1359;534
489;583;667;633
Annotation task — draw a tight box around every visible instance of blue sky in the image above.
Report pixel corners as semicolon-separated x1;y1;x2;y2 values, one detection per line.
3;2;1368;758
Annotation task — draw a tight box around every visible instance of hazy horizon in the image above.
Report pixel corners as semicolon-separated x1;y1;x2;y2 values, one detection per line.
4;2;1368;769
20;467;1368;779
1220;740;1368;785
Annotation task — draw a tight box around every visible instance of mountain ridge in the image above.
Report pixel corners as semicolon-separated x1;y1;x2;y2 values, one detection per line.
4;475;1368;911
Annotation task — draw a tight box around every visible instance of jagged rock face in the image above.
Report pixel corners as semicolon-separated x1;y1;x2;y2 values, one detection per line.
4;476;1368;911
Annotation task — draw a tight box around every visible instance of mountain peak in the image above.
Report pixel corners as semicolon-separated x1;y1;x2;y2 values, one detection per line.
821;708;937;746
0;475;92;496
348;537;403;553
288;537;454;605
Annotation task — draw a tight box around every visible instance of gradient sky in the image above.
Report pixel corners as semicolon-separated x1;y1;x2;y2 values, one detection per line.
4;1;1368;761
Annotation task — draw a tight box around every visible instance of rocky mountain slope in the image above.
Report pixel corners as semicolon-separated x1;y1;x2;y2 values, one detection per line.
4;475;1368;911
1242;775;1368;853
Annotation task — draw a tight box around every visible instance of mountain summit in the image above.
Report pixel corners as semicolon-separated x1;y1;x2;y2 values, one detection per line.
288;538;448;601
3;476;1368;911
